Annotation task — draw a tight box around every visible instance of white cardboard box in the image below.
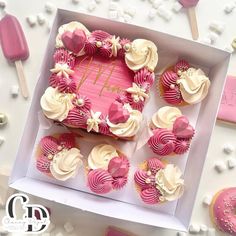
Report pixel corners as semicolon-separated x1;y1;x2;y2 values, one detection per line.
9;9;230;232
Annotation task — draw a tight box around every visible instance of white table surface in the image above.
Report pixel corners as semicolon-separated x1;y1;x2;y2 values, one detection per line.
0;0;236;235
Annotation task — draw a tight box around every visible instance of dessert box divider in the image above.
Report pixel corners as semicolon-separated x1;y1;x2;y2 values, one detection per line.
9;9;230;232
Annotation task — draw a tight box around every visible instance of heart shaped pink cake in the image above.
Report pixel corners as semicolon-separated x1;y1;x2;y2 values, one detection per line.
40;21;158;140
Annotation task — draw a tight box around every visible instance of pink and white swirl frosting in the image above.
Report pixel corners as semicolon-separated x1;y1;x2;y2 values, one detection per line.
148;129;176;156
134;158;184;204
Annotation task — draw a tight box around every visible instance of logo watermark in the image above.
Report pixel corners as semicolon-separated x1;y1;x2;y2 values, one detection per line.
2;193;50;234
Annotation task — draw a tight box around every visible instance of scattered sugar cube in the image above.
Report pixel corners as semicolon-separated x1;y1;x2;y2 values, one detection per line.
10;85;19;97
223;143;234;154
157;5;172;21
64;222;74;233
123;14;132;22
45;2;55;14
124;6;136;17
189;223;200;234
72;0;80;3
153;0;162;9
224;3;235;13
214;161;227;173
108;10;118;20
177;232;186;236
202;194;212;206
207;228;216;236
87;1;96;12
37;13;46;25
148;9;157;19
0;136;5;146
200;224;208;233
225;45;235;53
109;2;119;10
172;1;183;13
26;15;37;27
208;32;219;44
228;158;236;169
209;21;225;34
0;0;6;8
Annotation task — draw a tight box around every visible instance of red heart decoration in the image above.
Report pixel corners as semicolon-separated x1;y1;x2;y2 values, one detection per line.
61;29;86;54
108;101;130;124
173;116;194;139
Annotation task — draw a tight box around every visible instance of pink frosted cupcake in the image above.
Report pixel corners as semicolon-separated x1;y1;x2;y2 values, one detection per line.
159;59;211;106
148;106;195;157
36;133;83;181
87;144;130;194
134;158;184;205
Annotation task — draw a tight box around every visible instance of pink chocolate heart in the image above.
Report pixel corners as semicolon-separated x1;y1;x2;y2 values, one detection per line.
61;29;86;54
108;157;129;178
108;101;130;124
173;116;194;139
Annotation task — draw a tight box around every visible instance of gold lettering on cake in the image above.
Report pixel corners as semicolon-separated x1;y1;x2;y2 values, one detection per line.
76;57;125;97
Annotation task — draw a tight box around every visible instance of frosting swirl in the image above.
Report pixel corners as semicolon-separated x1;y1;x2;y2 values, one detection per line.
125;39;158;72
155;164;184;201
88;144;118;170
40;87;74;122
107;104;142;138
151;106;182;130
56;21;90;55
140;187;161;204
50;148;83;181
177;68;211;104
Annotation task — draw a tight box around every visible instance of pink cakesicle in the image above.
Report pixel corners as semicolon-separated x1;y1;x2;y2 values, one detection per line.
179;0;199;40
0;14;29;98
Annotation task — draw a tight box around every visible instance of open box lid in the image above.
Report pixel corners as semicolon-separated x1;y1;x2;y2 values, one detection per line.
9;9;230;232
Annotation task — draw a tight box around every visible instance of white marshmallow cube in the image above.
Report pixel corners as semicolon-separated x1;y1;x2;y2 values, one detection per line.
10;85;19;97
172;2;183;13
200;224;208;233
209;21;225;34
189;224;200;234
87;1;96;12
37;13;46;25
64;222;74;233
207;228;216;236
202;194;213;206
223;143;234;154
153;0;162;9
157;6;172;21
124;7;136;17
148;9;157;19
123;14;132;22
214;161;227;173
228;158;236;169
26;15;37;27
224;3;235;14
0;136;5;146
0;0;6;8
45;2;55;14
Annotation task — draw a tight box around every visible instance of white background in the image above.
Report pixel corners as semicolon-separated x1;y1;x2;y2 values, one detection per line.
0;0;236;235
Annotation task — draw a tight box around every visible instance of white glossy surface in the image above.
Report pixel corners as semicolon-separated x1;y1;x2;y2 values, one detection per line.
0;0;236;235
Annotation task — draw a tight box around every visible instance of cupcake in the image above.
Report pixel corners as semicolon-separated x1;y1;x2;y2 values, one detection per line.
159;59;211;106
87;144;130;194
36;133;83;181
148;106;195;156
134;158;184;204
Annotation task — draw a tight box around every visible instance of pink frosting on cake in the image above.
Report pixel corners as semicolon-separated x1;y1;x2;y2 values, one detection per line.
161;71;178;89
173;116;195;139
147;157;165;173
148;129;176;156
64;108;89;128
58;133;76;149
57;76;77;93
91;30;111;41
99;41;112;58
126;93;145;112
163;87;182;105
49;73;61;88
212;188;236;235
84;36;97;55
53;48;75;68
88;169;113;194
112;176;128;190
140;187;161;205
108;101;130;124
174;139;190;154
134;170;150;188
73;94;91;111
134;68;155;87
174;59;190;72
118;38;130;58
39;136;59;155
36;155;51;173
108;156;130;178
99;115;111;135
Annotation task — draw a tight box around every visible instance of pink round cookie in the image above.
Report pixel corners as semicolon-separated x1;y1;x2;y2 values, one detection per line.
210;188;236;235
134;158;184;204
87;144;130;194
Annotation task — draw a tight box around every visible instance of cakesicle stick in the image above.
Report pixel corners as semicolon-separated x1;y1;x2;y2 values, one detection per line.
0;14;30;98
179;0;200;40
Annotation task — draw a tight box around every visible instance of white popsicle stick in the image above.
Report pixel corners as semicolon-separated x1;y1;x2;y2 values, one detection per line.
187;7;199;40
15;60;29;98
